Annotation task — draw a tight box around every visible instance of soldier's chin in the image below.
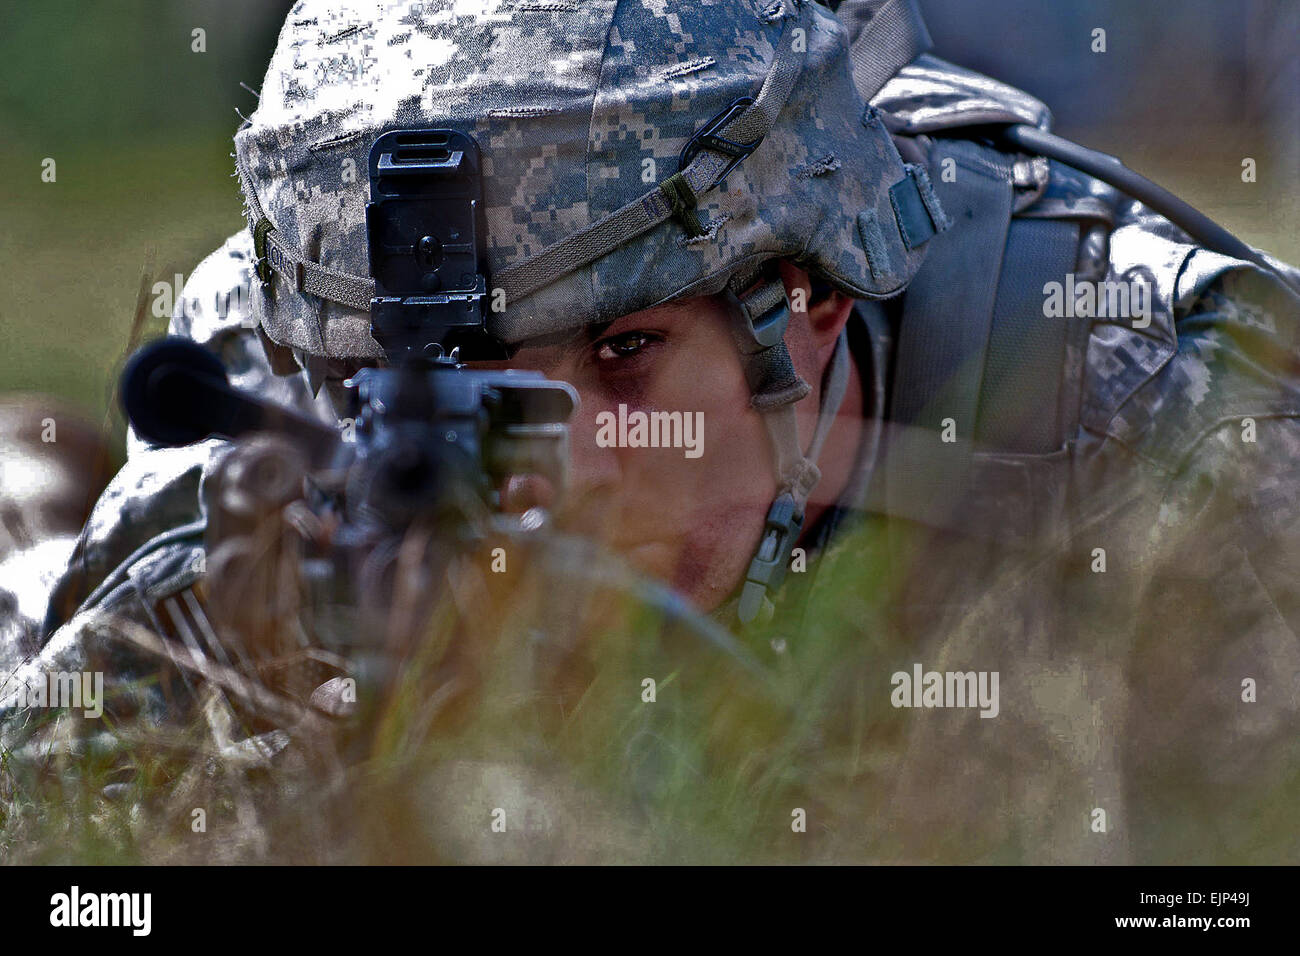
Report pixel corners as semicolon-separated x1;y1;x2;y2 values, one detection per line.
619;541;731;614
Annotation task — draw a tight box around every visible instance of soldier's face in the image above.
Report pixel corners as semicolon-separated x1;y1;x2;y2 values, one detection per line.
479;263;852;612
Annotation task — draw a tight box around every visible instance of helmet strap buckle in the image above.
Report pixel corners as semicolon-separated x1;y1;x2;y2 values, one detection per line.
680;96;761;189
738;492;803;625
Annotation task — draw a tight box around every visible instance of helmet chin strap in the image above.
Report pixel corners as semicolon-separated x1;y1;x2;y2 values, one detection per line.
724;269;853;625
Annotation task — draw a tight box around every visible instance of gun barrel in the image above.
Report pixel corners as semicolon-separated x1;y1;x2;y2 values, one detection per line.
121;337;340;463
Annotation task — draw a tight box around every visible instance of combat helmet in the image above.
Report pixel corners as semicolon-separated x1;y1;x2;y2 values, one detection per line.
233;0;947;622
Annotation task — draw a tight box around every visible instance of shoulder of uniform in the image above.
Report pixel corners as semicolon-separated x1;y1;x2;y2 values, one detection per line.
41;441;222;637
169;230;257;345
1087;250;1300;471
871;53;1052;136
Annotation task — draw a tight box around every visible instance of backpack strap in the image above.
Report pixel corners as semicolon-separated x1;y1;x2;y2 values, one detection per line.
836;0;934;101
865;139;1085;546
869;139;1015;532
975;216;1083;455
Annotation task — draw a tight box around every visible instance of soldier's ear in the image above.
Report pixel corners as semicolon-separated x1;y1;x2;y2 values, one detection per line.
778;260;855;352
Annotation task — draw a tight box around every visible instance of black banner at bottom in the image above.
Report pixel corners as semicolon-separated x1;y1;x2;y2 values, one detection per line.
2;865;1278;942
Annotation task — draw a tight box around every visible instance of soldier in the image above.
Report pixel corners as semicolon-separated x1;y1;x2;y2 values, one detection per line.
4;0;1299;863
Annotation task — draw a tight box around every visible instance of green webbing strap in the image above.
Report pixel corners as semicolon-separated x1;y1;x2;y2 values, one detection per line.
237;152;376;312
737;330;852;625
746;342;812;410
252;217;275;283
727;274;812;411
659;172;706;239
766;333;851;505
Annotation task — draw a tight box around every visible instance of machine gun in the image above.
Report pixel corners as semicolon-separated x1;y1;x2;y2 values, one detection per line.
119;329;768;723
118;128;767;732
121;335;572;643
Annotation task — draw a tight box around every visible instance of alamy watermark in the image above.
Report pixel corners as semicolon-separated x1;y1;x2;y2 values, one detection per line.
1043;273;1153;328
891;663;1000;718
8;671;104;718
595;404;704;459
50;886;151;936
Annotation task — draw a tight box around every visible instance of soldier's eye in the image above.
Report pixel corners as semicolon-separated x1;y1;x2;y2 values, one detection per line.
595;331;659;362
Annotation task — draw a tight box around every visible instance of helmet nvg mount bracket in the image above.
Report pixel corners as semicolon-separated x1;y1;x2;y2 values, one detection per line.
365;129;504;364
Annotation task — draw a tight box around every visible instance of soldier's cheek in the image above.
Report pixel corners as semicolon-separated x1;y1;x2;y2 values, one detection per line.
619;541;678;583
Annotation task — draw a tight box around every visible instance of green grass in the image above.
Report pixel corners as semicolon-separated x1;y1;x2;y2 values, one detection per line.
3;514;1299;864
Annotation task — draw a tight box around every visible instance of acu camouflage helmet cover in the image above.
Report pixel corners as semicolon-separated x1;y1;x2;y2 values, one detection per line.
234;0;942;360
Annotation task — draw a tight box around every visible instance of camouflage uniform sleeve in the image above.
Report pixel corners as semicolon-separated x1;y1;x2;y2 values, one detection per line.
1123;267;1300;863
2;231;335;746
44;230;337;628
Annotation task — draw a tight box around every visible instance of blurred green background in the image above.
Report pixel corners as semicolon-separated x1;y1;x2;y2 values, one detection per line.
0;0;293;422
1;0;1296;422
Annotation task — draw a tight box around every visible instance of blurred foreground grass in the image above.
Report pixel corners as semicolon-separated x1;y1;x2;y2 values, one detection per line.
5;510;1298;864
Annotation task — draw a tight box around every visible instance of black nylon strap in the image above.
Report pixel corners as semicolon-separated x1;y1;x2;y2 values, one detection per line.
745;341;811;410
975;217;1080;454
869;139;1014;531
